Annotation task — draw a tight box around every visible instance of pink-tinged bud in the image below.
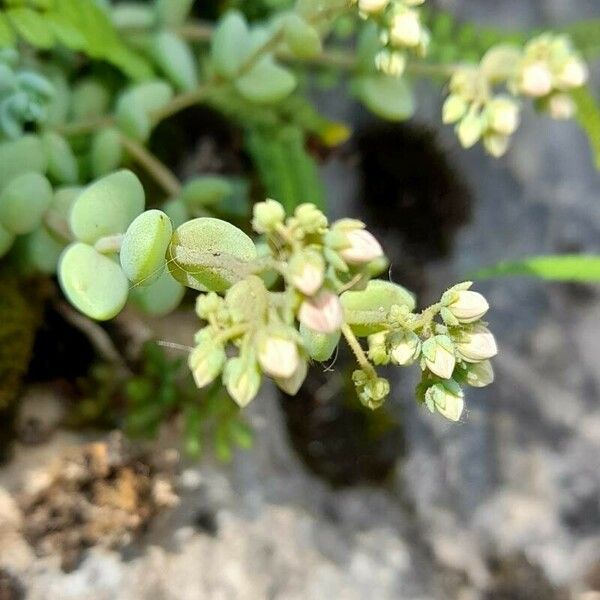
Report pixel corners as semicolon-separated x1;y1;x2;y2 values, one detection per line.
289;250;325;296
447;290;489;323
298;291;343;334
339;229;383;265
457;324;498;363
519;62;553;97
258;336;299;379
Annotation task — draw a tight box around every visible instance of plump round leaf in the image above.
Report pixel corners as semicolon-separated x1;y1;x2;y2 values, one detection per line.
59;242;129;321
235;57;296;104
284;14;322;59
182;176;233;210
0;134;47;187
162;197;188;228
50;186;82;219
13;226;64;275
71;78;111;121
70;170;145;244
211;10;250;79
0;172;53;234
120;209;173;286
91;128;123;178
42;131;78;184
341;280;416;336
130;269;185;316
354;75;415;121
155;0;194;27
168;217;257;292
152;31;198;91
0;221;14;258
300;323;340;362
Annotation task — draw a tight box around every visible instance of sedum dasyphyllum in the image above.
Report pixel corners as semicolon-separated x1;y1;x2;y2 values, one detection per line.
182;199;497;422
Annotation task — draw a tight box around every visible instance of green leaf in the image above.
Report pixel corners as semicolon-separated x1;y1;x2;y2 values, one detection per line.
353;75;415;121
235;57;297;105
0;14;16;47
6;7;54;49
473;255;600;282
572;87;600;170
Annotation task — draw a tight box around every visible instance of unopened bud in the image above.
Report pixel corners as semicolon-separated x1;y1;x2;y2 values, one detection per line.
298;290;343;334
457;111;483;148
288;250;325;296
483;133;511;158
258;333;299;379
547;93;576;120
358;0;389;15
464;360;494;388
555;57;588;89
443;94;468;125
353;369;389;410
252;199;285;233
223;355;262;407
487;96;520;136
389;9;422;48
275;358;307;395
446;289;489;323
389;329;421;365
338;228;384;265
425;380;464;422
519;61;553;97
374;49;406;77
456;324;498;363
422;335;456;379
189;341;226;388
368;331;390;365
293;203;328;234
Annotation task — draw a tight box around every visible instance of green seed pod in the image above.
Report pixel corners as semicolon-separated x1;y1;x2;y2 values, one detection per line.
211;10;250;79
70;170;145;244
90;128;123;178
0;135;47;187
340;279;416;337
152;31;198;91
120;209;173;286
70;78;111;121
42;131;78;184
59;242;129;321
129;269;185;316
182;176;233;210
235;56;297;104
162;197;188;228
155;0;194;27
0;172;53;235
0;221;15;258
300;323;340;362
283;14;322;59
167;217;257;292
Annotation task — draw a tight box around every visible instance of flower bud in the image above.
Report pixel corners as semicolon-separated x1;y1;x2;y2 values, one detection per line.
487;96;520;136
358;0;389;15
456;324;497;363
353;369;389;410
275;358;307;395
464;360;494;388
258;333;299;379
368;331;390;365
457;111;483;148
425;380;464;422
298;290;343;334
443;94;468;125
422;335;455;379
446;289;489;323
288;249;325;296
374;49;406;77
300;323;340;362
188;341;226;388
195;291;223;319
483;133;510;158
547;93;576;120
555;57;588;89
252;198;285;233
519;61;553;97
338;228;384;265
293;203;327;234
223;355;262;407
389;329;421;365
389;9;422;48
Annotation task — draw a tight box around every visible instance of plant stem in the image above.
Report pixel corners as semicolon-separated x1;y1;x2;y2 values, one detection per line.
120;135;182;196
341;323;377;379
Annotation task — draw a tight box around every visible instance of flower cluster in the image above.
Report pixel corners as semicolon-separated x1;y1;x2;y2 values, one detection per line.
443;34;588;156
354;0;429;76
187;199;497;423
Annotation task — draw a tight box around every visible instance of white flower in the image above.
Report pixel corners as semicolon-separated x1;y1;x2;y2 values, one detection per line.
358;0;389;15
464;360;494;388
423;335;456;379
555;57;588;89
389;10;422;48
188;342;226;388
547;93;576;120
339;229;383;265
519;61;553;97
389;329;421;365
447;290;489;323
223;356;262;407
457;324;498;363
298;291;344;334
426;381;464;422
487;97;520;136
258;336;299;379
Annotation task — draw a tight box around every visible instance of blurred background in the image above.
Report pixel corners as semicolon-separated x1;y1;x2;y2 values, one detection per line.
1;0;600;599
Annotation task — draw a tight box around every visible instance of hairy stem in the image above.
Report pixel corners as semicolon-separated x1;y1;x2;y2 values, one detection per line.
341;323;377;379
